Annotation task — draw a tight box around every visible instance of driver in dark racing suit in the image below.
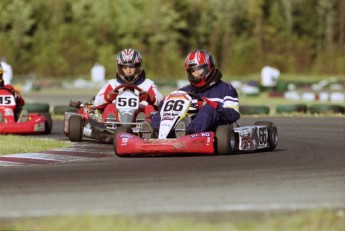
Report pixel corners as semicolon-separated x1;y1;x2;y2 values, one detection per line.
148;49;240;136
93;48;163;121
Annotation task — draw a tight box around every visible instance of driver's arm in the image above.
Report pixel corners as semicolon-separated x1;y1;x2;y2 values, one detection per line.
217;85;240;123
94;84;114;108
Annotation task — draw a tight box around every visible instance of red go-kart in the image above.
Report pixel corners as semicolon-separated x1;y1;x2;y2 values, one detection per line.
0;88;52;134
64;84;156;143
113;90;278;156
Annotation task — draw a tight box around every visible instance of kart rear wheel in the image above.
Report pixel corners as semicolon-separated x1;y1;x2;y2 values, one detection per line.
113;126;133;156
215;124;236;155
63;110;77;137
40;112;53;134
68;115;83;142
254;121;278;151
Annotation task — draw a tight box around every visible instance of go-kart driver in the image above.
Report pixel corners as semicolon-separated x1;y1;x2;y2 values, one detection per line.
0;63;25;121
94;48;163;121
148;49;240;136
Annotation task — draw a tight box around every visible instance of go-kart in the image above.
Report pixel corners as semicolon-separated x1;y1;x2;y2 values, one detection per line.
64;84;153;143
0;88;52;134
113;90;278;156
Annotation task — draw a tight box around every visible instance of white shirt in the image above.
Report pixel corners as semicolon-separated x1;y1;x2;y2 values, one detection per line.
261;65;280;87
91;63;106;83
1;61;13;85
94;78;163;108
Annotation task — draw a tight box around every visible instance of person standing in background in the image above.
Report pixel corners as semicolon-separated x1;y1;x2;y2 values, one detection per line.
91;62;106;84
0;57;13;85
260;65;280;91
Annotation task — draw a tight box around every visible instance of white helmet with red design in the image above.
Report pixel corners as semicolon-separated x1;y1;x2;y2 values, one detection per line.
116;48;143;84
184;49;216;88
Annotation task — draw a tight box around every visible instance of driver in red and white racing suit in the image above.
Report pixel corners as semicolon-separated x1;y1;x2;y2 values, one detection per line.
0;63;25;121
93;48;163;121
150;49;240;135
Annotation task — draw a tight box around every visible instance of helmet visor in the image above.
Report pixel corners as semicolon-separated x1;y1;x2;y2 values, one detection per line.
186;64;208;81
118;62;141;68
117;64;142;83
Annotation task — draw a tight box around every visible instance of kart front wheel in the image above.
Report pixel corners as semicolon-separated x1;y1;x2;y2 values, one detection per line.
68;115;83;142
254;121;278;151
215;124;236;155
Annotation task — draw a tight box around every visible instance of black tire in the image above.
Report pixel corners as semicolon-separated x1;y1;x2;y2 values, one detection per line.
113;126;133;156
63;110;78;137
239;105;270;115
23;103;50;113
53;105;78;115
215;124;236;155
40;112;53;134
254;121;278;151
68;115;83;142
309;104;344;114
276;104;307;114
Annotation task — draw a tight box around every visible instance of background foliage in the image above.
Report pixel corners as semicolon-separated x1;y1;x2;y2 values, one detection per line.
0;0;344;81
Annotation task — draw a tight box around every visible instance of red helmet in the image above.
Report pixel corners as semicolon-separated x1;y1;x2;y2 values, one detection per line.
184;49;216;88
116;48;143;84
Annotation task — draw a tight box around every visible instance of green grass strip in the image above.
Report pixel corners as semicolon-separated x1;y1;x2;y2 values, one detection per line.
0;135;71;155
0;209;343;231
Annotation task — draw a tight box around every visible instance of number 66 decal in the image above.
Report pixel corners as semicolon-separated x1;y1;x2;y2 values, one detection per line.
258;127;268;145
163;100;185;112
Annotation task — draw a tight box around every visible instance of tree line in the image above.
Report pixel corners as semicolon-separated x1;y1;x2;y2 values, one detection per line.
0;0;344;81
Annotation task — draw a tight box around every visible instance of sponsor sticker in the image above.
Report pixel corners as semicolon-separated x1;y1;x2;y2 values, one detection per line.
190;132;211;138
34;122;45;131
4;108;14;116
83;123;92;137
119;134;134;138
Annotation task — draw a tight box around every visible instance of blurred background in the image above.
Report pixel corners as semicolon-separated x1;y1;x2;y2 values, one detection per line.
0;0;344;107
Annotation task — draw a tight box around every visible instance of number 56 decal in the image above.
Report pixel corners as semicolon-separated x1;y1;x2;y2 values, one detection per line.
116;97;138;108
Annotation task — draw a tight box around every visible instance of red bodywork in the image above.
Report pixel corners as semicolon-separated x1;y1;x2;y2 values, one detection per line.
0;89;47;134
115;132;215;156
0;113;47;134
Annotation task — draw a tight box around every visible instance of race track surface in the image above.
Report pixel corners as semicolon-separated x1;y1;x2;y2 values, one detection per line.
0;116;344;218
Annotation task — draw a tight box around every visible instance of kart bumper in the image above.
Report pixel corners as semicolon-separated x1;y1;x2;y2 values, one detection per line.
115;132;215;156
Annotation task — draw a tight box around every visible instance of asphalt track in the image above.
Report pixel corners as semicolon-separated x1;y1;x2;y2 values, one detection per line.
0;114;344;218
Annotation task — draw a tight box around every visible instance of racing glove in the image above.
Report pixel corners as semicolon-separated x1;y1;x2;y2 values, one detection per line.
106;90;118;102
197;97;218;110
139;91;154;104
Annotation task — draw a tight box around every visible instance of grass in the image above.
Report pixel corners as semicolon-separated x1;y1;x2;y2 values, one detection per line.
0;209;343;231
0;135;71;155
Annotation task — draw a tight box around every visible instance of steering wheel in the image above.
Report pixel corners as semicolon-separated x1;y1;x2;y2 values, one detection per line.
182;91;205;110
185;91;204;101
111;84;144;95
